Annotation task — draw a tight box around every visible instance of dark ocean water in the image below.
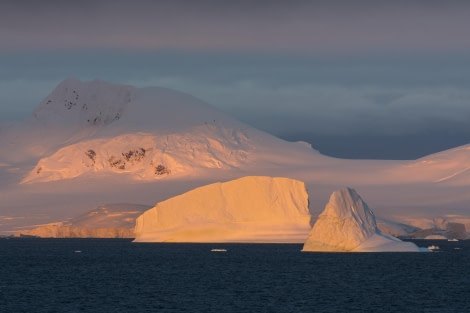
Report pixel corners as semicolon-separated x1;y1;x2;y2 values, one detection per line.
0;239;469;313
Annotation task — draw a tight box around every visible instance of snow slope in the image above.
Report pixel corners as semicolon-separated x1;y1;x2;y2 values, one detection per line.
302;188;424;252
134;176;312;243
21;124;252;183
396;145;470;184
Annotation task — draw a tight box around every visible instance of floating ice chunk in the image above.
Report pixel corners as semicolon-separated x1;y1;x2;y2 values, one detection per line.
211;249;227;252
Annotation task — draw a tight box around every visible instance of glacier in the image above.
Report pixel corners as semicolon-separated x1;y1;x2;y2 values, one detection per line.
134;176;312;243
302;188;425;252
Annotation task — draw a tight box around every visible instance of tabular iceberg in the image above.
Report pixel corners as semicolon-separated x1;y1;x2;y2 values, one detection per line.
302;188;424;252
134;176;312;243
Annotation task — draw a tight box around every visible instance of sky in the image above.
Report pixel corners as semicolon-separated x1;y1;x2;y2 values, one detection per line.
2;0;470;159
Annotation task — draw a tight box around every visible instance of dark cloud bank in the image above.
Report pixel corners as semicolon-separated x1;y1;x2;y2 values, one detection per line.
2;52;470;159
2;1;470;159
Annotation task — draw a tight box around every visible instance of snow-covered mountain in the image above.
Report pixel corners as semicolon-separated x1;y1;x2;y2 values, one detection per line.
2;78;470;238
1;78;133;164
0;78;245;179
0;78;319;183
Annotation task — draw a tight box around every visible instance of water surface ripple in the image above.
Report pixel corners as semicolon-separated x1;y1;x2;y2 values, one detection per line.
0;239;468;312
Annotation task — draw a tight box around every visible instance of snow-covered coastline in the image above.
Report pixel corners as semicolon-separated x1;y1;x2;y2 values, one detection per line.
2;78;470;240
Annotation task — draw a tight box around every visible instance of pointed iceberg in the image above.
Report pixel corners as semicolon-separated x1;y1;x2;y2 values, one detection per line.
302;188;425;252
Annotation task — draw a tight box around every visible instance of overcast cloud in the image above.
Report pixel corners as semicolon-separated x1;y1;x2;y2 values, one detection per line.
2;53;470;137
2;0;470;54
1;1;470;159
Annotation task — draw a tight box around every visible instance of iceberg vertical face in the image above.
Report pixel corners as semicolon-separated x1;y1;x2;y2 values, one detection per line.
134;176;312;243
302;188;424;252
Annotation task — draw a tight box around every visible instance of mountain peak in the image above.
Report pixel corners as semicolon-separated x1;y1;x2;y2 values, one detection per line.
32;78;240;134
33;78;135;128
1;78;251;165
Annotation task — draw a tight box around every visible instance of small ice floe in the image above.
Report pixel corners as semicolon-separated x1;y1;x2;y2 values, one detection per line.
448;238;459;242
74;250;82;253
427;245;439;251
211;248;227;252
